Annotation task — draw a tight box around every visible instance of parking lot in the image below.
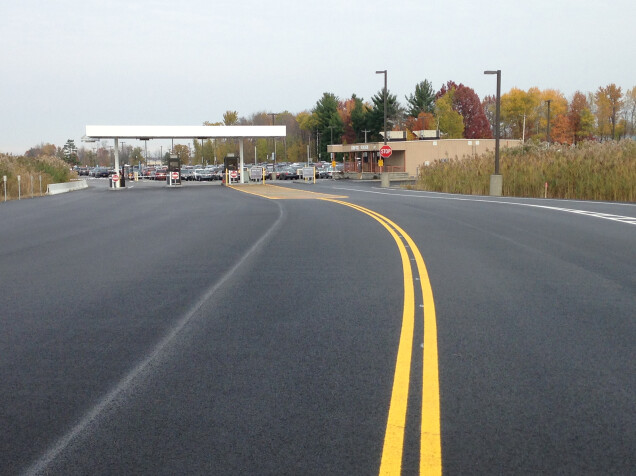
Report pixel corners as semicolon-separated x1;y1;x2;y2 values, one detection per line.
79;161;344;185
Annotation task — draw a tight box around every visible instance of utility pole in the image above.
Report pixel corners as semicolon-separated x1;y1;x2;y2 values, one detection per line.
362;129;370;143
522;113;526;143
327;125;335;163
546;99;552;146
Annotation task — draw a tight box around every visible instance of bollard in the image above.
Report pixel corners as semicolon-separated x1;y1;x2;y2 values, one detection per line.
18;175;21;200
3;175;6;202
380;172;390;188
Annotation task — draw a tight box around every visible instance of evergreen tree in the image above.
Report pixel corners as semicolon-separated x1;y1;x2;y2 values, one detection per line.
312;92;344;159
405;80;435;117
366;89;404;141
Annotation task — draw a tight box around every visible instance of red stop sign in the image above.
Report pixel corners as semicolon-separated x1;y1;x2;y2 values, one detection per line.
379;145;393;158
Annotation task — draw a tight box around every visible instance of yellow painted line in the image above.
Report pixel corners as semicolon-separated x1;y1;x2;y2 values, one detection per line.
326;200;416;474
325;199;442;476
380;215;441;476
222;185;442;474
227;183;347;200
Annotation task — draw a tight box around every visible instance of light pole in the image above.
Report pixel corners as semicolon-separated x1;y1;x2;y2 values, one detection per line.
375;70;387;145
484;69;502;196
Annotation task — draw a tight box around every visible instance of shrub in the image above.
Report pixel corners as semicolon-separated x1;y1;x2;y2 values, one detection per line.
0;154;76;201
416;140;635;202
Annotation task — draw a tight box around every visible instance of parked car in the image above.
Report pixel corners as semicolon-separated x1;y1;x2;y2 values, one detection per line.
326;164;344;178
154;168;168;181
180;168;196;181
93;167;110;178
315;167;329;179
194;169;213;181
77;167;90;176
142;167;155;179
278;166;299;180
206;166;223;180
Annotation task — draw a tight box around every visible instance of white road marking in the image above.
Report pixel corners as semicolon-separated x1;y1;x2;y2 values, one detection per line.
23;202;285;475
333;186;636;226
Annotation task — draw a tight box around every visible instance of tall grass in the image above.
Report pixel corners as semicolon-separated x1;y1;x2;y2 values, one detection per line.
0;154;75;201
414;140;636;202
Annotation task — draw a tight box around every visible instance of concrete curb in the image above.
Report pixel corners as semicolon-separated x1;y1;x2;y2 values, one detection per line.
47;179;89;195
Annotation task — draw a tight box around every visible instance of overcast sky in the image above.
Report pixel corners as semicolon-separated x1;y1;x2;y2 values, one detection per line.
1;0;633;155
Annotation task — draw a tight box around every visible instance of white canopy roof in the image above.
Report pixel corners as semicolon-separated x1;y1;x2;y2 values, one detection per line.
84;125;286;140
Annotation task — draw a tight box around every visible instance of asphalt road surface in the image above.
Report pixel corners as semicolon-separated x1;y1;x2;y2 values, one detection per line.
1;178;634;475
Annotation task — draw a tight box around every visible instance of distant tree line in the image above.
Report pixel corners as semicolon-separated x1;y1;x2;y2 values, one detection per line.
22;82;636;164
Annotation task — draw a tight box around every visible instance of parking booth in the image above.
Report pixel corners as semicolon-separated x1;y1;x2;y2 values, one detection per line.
224;155;239;185
168;154;181;186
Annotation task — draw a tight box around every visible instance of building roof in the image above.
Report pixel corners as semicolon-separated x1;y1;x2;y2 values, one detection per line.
84;125;286;140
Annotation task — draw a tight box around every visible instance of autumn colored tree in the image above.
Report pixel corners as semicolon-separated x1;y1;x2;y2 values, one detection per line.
500;88;541;139
550;115;574;144
296;110;319;158
567;92;595;143
405;112;436;139
594;84;623;140
172;144;191;164
435;90;464;139
482;95;496;136
539;89;568;143
437;81;491;138
338;95;361;144
24;143;59;158
624;86;636;137
223;110;239;126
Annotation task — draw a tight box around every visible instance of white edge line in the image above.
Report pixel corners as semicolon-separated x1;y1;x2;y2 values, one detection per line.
333;186;636;225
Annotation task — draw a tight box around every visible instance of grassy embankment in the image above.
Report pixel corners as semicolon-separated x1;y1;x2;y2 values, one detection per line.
0;154;74;201
414;139;636;202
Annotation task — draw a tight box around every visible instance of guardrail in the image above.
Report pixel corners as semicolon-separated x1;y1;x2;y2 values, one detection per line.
46;179;88;195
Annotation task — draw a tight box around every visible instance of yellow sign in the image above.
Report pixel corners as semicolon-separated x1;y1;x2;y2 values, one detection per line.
378;158;384;167
332;160;336;168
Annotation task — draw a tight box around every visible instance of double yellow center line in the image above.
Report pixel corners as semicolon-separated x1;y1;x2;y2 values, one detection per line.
324;199;442;476
228;185;442;474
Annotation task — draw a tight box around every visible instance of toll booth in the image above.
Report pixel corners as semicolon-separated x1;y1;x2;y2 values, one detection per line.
168;154;181;186
224;155;239;184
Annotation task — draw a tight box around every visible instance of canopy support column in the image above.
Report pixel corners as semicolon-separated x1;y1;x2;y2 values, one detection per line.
114;138;120;172
239;140;245;184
